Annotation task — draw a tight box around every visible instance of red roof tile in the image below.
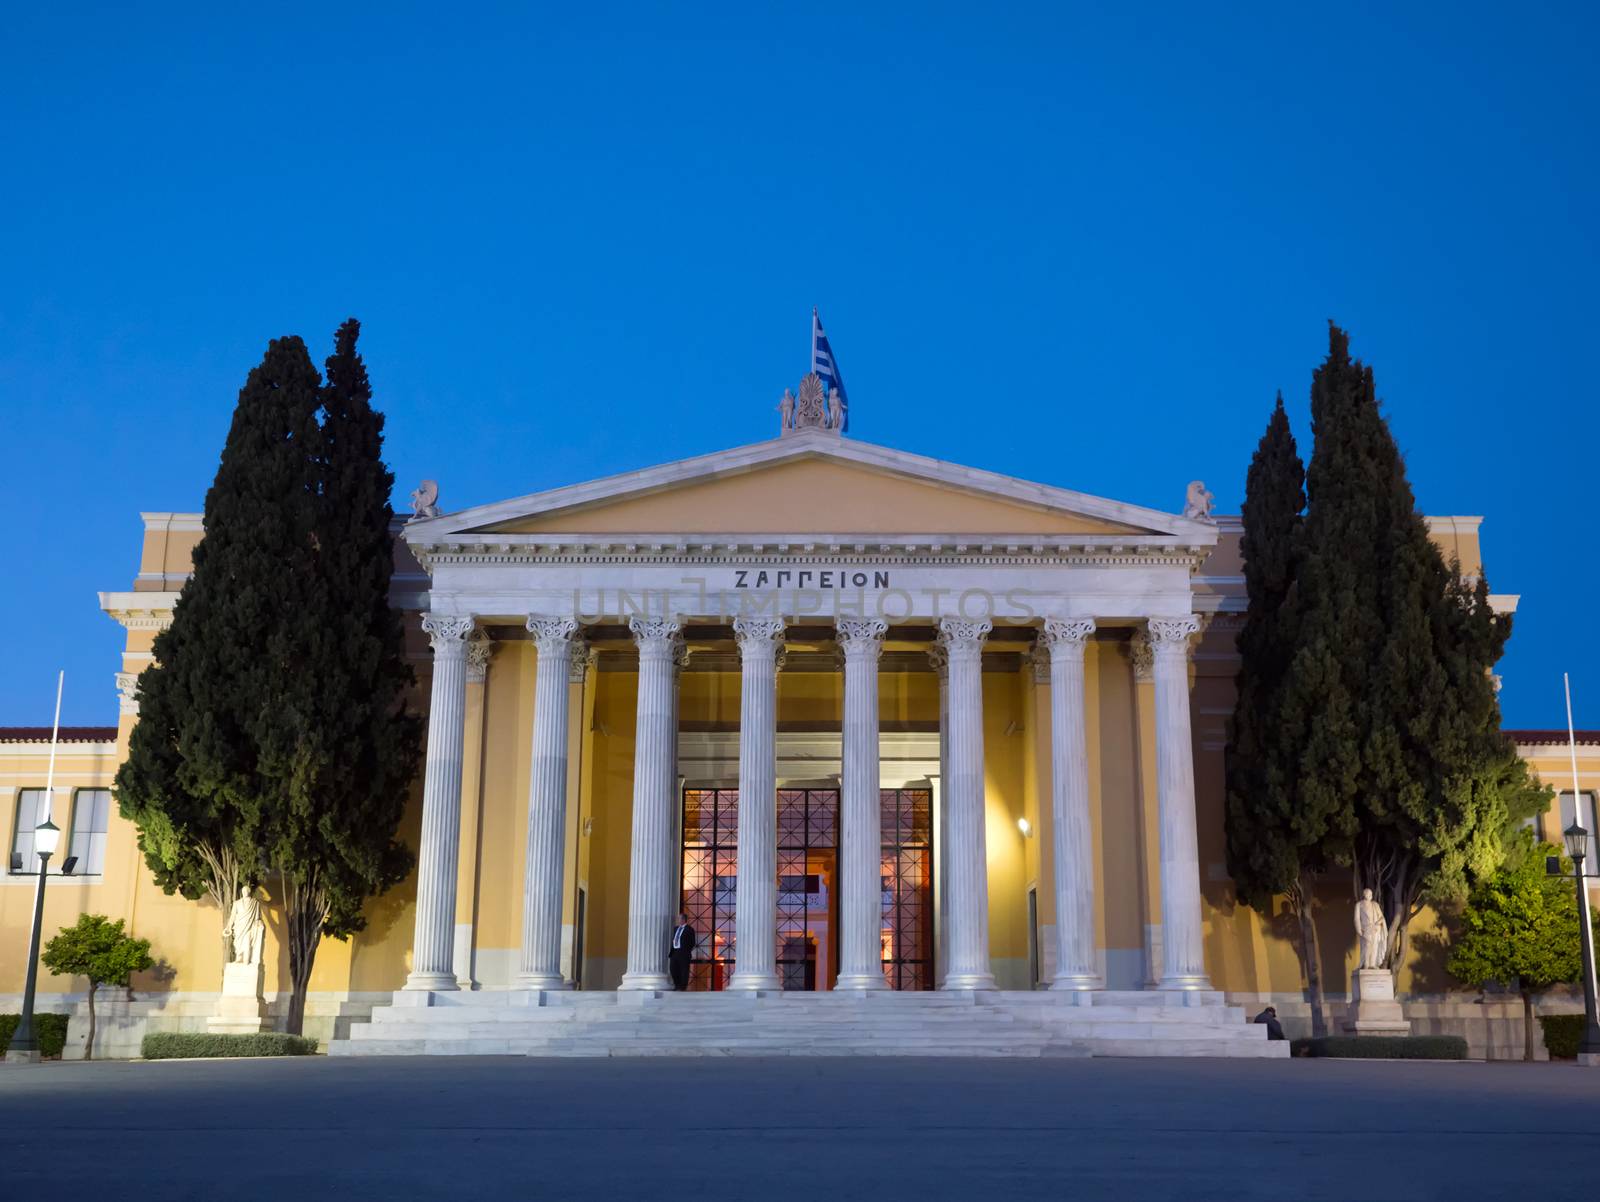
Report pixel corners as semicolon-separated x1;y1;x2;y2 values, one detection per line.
0;726;119;744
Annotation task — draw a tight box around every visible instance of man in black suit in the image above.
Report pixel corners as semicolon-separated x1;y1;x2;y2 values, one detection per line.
668;912;696;991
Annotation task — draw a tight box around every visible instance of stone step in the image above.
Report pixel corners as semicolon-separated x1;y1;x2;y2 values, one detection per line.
332;988;1288;1059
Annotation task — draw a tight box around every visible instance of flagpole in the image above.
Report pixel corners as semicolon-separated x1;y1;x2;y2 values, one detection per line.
5;672;63;1063
1565;673;1600;1062
44;670;63;819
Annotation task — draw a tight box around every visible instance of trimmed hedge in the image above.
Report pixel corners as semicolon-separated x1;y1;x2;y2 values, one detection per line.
1539;1014;1585;1060
0;1013;70;1059
141;1032;318;1059
1291;1035;1468;1060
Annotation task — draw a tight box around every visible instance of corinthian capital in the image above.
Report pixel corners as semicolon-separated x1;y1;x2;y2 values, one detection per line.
629;616;683;651
421;613;475;651
527;615;580;654
466;632;495;683
926;644;949;680
836;617;888;660
114;670;143;715
1146;615;1202;654
1129;631;1154;682
733;617;786;658
1040;616;1096;651
936;616;991;660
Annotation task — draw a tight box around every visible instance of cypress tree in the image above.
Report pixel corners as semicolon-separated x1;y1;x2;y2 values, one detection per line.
1284;323;1538;973
1225;394;1342;1033
263;319;421;1034
116;336;325;949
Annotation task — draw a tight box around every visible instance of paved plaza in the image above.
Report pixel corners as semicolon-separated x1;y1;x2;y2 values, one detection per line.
1;1056;1597;1200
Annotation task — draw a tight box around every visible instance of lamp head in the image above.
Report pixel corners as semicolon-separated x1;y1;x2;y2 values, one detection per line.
1566;821;1589;866
33;818;60;858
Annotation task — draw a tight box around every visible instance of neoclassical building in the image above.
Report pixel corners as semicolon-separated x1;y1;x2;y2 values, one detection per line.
2;379;1561;1056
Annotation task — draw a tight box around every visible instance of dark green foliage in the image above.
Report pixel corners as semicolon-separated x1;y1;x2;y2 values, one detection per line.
1290;1035;1468;1059
1538;1014;1585;1059
1226;394;1335;1034
1226;394;1313;906
0;1013;70;1058
1446;840;1582;1059
141;1031;318;1059
41;914;154;988
115;335;327;917
115;324;421;1037
40;914;155;1060
267;320;420;1035
1278;323;1538;967
1445;841;1580;994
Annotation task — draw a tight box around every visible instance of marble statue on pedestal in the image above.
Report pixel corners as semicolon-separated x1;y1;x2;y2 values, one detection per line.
1355;887;1388;970
211;886;269;1034
224;886;265;965
1344;888;1409;1034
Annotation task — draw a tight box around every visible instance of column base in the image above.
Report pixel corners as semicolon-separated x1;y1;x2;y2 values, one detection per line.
617;972;671;992
1158;973;1213;991
1049;973;1104;991
3;1047;41;1065
404;971;461;992
940;972;998;991
513;973;571;991
726;972;782;991
835;972;891;991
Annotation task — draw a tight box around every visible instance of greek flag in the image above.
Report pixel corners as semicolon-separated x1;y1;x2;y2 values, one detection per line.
811;308;847;429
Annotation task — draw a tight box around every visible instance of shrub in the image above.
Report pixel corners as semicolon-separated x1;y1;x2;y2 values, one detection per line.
1539;1014;1585;1060
1290;1035;1468;1060
0;1012;71;1058
141;1032;318;1059
40;914;155;1061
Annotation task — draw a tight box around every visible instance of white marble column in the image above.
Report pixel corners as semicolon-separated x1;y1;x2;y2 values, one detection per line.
1041;617;1103;990
619;617;682;991
664;642;689;949
1149;615;1211;990
938;617;996;990
405;613;475;991
929;646;950;983
727;617;785;991
837;617;889;990
515;616;581;990
453;633;495;989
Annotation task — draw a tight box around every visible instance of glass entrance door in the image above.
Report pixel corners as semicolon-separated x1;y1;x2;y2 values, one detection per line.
680;785;931;991
775;789;839;991
880;788;934;990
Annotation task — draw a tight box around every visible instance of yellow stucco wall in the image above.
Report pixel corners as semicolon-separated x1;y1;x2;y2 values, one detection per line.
482;459;1148;536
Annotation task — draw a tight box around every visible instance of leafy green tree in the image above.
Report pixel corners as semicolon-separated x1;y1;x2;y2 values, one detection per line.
116;336;326;944
40;914;154;1060
116;326;419;1036
264;319;420;1034
1225;394;1344;1034
1282;323;1534;971
1447;840;1581;1060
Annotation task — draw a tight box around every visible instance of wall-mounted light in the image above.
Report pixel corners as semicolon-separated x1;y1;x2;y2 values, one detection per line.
1017;817;1032;838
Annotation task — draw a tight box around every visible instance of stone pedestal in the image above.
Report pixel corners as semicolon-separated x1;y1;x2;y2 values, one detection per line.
1343;968;1410;1036
208;962;268;1034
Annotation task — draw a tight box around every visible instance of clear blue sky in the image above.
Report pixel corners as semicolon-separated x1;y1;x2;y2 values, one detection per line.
3;4;1595;728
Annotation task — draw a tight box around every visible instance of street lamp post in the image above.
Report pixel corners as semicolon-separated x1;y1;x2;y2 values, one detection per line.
5;818;61;1064
1562;820;1600;1063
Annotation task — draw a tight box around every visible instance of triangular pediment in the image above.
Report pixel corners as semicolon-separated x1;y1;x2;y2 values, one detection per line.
410;432;1212;543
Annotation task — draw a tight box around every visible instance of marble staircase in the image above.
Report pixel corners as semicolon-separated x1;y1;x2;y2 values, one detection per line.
330;990;1288;1058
